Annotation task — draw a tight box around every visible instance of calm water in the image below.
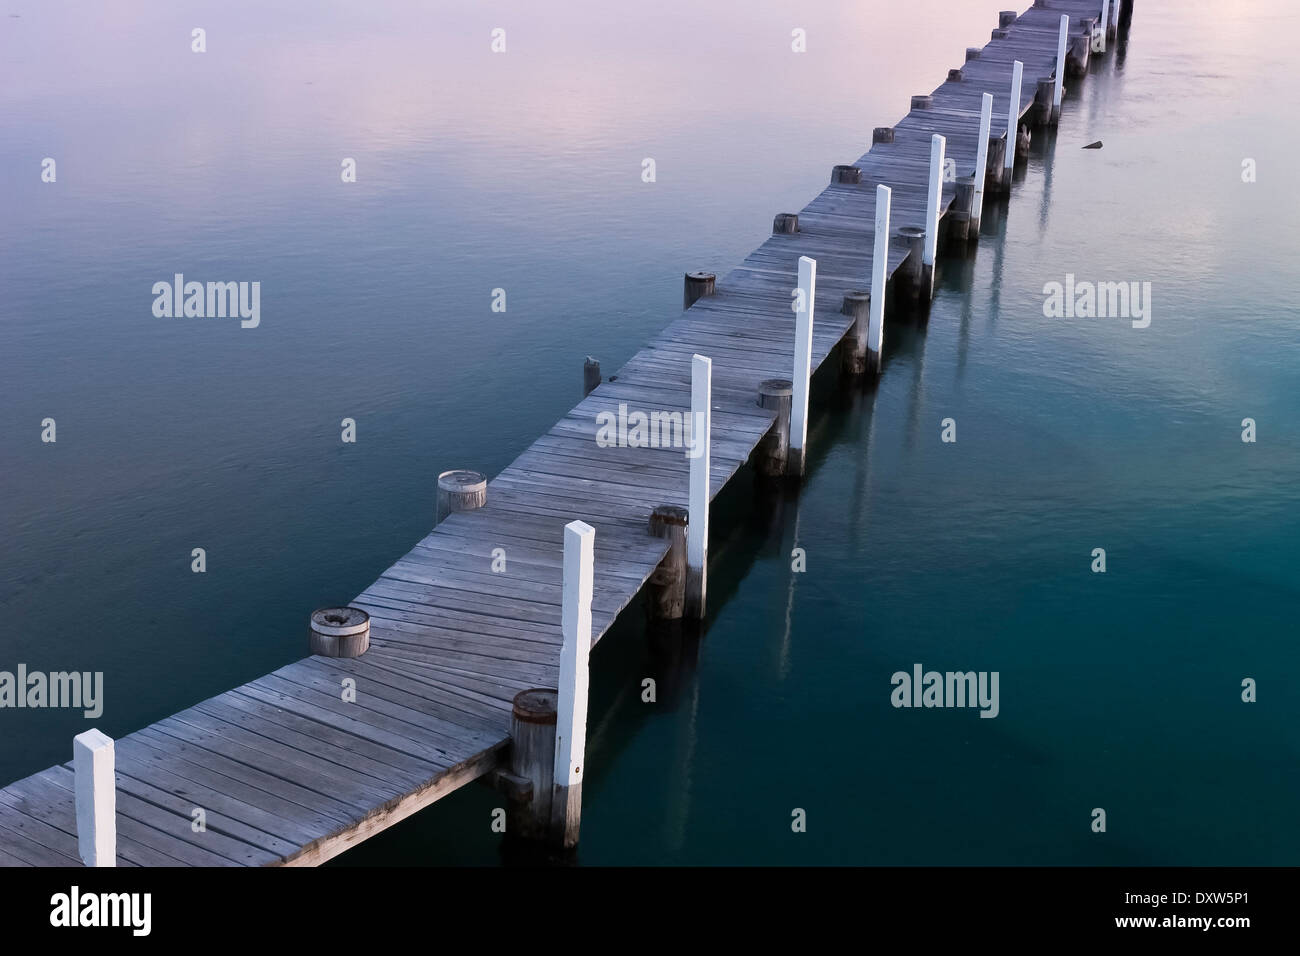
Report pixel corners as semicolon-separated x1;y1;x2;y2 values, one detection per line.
2;0;1297;865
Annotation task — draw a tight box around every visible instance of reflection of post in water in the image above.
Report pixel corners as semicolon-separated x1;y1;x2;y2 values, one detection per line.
662;652;700;854
902;317;929;456
776;486;804;682
848;376;880;556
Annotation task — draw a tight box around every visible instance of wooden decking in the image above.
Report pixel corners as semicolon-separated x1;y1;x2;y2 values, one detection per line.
0;1;1120;866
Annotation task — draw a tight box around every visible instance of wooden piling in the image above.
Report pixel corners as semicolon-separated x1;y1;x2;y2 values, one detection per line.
831;164;861;185
309;607;370;658
965;47;981;62
755;379;793;470
1016;122;1031;159
949;177;975;244
986;136;1008;194
435;469;487;524
773;213;799;235
1099;0;1111;49
873;127;895;145
646;505;688;619
74;730;115;867
683;271;715;309
1067;27;1091;76
686;354;711;619
583;356;600;397
788;256;815;477
551;519;593;849
999;11;1016;28
840;294;871;376
1033;77;1055;125
506;688;557;843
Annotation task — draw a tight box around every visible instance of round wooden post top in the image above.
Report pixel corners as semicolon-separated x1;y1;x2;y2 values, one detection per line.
897;225;927;239
438;469;487;495
758;378;793;399
773;213;800;235
312;606;369;634
686;270;715;283
649;504;689;528
831;165;862;184
309;607;371;658
843;290;871;307
512;688;559;725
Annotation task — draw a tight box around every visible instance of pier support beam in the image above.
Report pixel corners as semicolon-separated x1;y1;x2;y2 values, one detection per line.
683;271;715;310
873;127;894;145
436;470;487;525
868;185;890;373
923;133;946;298
74;729;115;867
551;519;593;849
1053;15;1069;124
840;294;870;376
756;379;793;472
972;92;994;232
1006;60;1024;178
1098;0;1110;51
583;356;600;397
686;354;711;619
1119;0;1134;32
646;505;688;619
788;256;815;477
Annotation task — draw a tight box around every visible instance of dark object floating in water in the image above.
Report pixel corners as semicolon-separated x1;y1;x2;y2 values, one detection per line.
1083;140;1103;149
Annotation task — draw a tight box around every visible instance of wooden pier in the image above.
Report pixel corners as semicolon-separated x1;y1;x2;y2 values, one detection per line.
0;1;1131;867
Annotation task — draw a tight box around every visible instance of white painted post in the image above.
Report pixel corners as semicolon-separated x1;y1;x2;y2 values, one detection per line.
1006;60;1023;173
552;519;593;849
1054;15;1069;123
73;729;115;867
972;92;994;233
922;133;946;298
789;255;815;476
1098;0;1110;51
868;185;890;371
686;354;711;618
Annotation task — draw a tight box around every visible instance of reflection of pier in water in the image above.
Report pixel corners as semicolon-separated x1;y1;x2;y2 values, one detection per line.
0;0;1134;867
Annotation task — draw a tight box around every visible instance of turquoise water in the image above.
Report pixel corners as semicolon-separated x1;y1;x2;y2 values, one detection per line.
2;0;1297;865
